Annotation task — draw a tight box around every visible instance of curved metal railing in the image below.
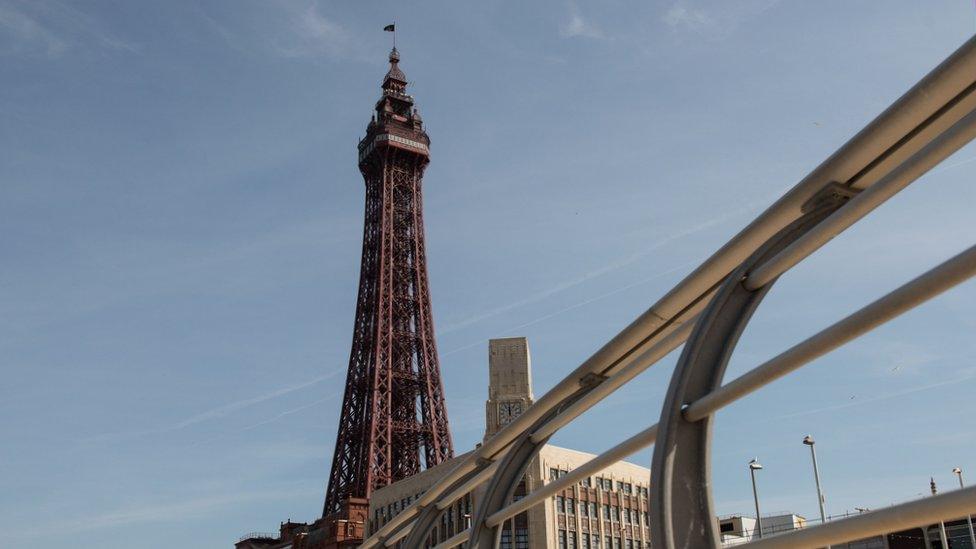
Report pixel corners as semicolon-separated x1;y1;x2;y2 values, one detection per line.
360;33;976;549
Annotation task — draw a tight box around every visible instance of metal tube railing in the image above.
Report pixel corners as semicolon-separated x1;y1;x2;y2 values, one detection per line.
436;461;499;511
686;243;976;422
740;485;976;549
491;243;976;534
745;104;976;290
433;528;471;549
383;522;412;545
529;319;695;443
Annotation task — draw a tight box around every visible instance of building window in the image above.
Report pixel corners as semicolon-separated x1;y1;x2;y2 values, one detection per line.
580;476;592;487
625;539;634;549
500;528;512;549
556;496;565;513
568;531;578;549
589;502;597;518
582;533;591;549
567;497;576;515
559;529;568;549
515;527;529;549
603;504;611;519
613;506;620;522
614;537;622;549
617;482;632;494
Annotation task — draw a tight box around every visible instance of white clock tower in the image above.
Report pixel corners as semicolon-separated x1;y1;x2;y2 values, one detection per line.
484;337;534;441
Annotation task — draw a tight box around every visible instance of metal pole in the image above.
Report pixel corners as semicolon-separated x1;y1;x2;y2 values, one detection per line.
751;459;764;539
954;467;976;548
804;436;828;525
804;435;830;549
932;478;950;549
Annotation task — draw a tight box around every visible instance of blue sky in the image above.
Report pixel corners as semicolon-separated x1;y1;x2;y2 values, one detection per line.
2;1;976;547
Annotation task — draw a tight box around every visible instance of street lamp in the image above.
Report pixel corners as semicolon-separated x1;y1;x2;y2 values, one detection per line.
803;435;830;549
803;435;828;526
749;458;764;539
953;467;976;548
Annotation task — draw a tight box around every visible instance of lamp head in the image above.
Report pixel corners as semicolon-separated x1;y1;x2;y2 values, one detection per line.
803;435;815;446
953;467;962;475
749;458;763;470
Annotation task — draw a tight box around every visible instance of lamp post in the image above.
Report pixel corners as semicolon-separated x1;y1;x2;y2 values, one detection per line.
749;458;764;539
803;435;829;549
802;435;828;525
931;477;950;548
953;467;976;548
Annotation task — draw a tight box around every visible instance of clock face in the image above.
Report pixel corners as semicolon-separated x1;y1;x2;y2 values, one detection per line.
498;401;523;425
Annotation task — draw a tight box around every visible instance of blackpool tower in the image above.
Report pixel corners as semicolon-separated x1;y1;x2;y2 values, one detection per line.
323;47;454;522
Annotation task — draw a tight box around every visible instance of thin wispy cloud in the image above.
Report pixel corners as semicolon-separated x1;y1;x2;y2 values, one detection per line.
662;3;714;32
560;5;604;39
660;0;782;37
0;0;137;58
271;1;362;60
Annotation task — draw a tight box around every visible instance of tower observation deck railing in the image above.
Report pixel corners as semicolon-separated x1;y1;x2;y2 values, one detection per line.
360;33;976;549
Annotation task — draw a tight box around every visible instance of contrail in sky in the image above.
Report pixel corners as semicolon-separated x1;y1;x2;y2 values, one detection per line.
760;372;976;423
83;370;343;442
237;395;336;432
171;372;340;430
929;153;976;174
441;260;698;358
439;200;767;337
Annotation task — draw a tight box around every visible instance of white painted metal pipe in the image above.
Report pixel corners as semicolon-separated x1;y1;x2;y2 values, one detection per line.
686;243;976;422
436;461;499;511
530;319;695;443
740;485;976;549
745;104;976;291
432;528;470;549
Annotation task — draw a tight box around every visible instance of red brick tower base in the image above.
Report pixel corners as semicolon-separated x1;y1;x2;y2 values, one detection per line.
235;499;367;549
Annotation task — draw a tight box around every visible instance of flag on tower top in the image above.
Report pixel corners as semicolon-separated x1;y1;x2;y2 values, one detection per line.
384;24;395;32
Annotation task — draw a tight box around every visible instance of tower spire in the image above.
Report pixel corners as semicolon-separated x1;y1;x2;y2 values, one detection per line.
383;47;407;93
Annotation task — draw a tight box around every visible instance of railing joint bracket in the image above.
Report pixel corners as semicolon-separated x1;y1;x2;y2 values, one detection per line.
801;181;860;213
579;372;608;388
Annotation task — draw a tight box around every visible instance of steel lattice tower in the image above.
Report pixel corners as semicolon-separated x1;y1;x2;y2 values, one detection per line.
323;48;453;518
